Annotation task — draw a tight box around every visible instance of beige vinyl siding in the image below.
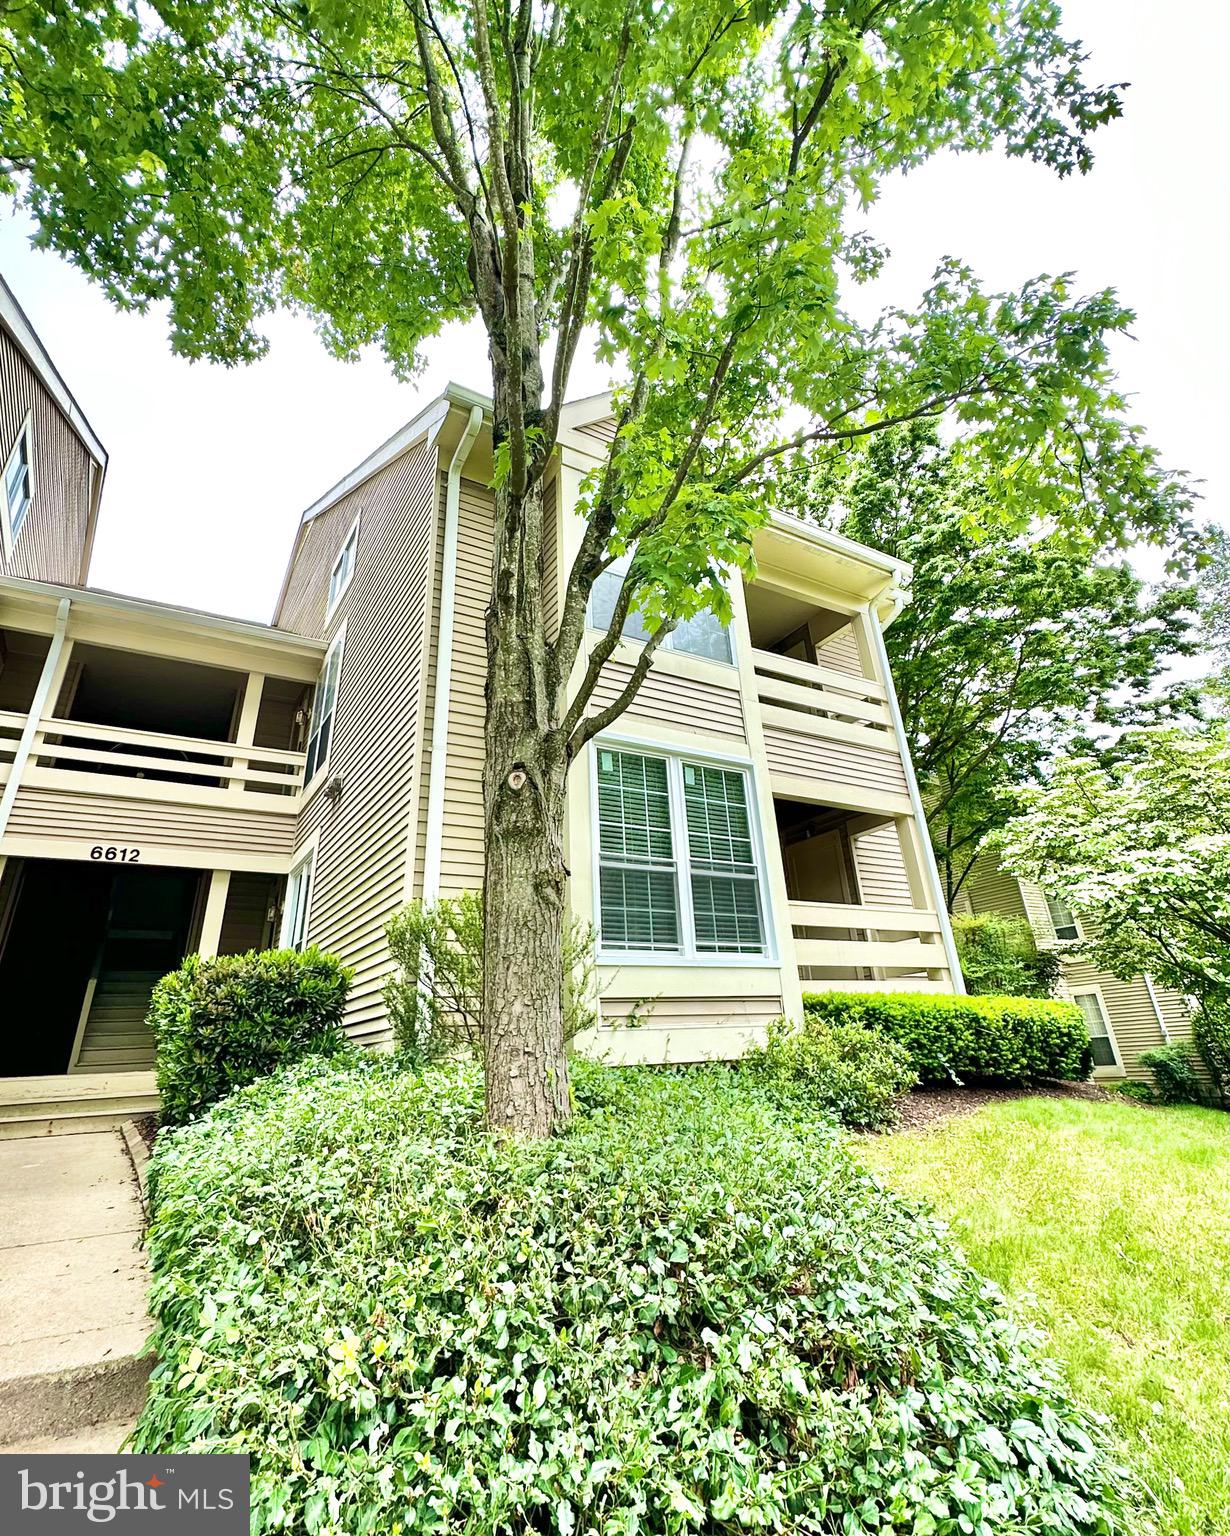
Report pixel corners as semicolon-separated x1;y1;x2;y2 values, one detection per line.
0;635;48;711
1062;961;1181;1080
590;659;746;741
277;492;369;637
954;859;1031;922
0;327;95;586
815;625;864;676
595;991;783;1063
4;785;296;860
762;726;907;794
295;438;438;1041
851;822;913;907
218;871;279;955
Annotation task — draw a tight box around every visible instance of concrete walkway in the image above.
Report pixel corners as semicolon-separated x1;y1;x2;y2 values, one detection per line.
0;1130;153;1450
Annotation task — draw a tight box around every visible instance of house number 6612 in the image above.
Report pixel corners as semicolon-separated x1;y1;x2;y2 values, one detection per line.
89;845;141;862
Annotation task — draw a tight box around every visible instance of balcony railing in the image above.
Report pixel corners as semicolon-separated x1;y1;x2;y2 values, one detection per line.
751;648;897;753
0;711;305;800
789;899;951;991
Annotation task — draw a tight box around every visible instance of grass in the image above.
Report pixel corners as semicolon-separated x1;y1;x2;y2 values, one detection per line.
860;1096;1230;1536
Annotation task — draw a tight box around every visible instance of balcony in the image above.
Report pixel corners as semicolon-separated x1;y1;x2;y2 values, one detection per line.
752;647;895;751
788;899;951;993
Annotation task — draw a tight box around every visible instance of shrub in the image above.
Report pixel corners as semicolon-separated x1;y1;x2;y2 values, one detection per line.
951;912;1061;998
1140;1042;1207;1106
149;947;349;1125
743;1016;916;1130
1112;1079;1157;1104
134;1056;1129;1534
1194;1000;1230;1109
385;891;597;1064
803;990;1090;1085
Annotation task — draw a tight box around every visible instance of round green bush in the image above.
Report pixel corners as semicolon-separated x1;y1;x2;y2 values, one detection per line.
742;1016;917;1129
134;1056;1128;1534
148;946;350;1125
803;991;1091;1085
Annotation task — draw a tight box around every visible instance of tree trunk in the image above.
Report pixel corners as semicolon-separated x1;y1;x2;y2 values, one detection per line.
481;473;572;1137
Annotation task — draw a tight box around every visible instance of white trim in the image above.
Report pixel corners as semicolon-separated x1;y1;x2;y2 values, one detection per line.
325;513;361;620
0;275;107;468
1142;974;1172;1044
862;604;965;991
1;411;33;560
280;834;319;949
303;621;346;791
197;869;232;959
0;596;70;839
589;731;779;968
1044;890;1082;942
1069;984;1124;1073
423;404;484;903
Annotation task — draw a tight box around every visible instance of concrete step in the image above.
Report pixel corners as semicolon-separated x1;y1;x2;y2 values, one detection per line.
7;1416;138;1454
0;1106;158;1140
0;1073;158;1138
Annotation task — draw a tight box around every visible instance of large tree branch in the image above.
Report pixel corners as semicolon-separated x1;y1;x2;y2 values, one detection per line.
565;620;678;759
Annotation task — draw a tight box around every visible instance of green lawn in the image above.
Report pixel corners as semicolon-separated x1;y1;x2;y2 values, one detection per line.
860;1097;1230;1536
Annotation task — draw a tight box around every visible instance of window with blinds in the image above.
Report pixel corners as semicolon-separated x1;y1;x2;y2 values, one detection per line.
1072;991;1118;1068
683;762;765;953
595;747;767;958
1045;893;1081;940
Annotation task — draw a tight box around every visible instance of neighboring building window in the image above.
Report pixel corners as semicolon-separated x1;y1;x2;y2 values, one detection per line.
304;627;345;783
327;517;359;617
1045;893;1081;940
1;416;33;556
589;557;733;665
595;746;767;958
1071;989;1119;1069
281;849;315;950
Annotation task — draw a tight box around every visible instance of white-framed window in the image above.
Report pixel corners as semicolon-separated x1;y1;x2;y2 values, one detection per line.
304;624;345;784
1070;987;1121;1070
326;515;360;618
281;847;315;950
588;556;734;665
593;742;771;962
1;414;33;559
1045;892;1081;941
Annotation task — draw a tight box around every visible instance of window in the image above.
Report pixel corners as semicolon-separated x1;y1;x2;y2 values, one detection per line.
1;416;32;557
326;517;359;616
595;746;768;959
281;849;315;950
1072;989;1119;1069
304;626;345;783
589;557;733;665
1045;893;1081;941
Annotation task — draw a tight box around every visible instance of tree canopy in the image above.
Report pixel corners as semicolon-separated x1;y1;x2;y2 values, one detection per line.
1001;724;1230;1006
794;420;1198;907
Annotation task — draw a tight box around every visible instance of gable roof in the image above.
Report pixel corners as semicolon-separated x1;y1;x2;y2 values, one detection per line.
0;272;108;471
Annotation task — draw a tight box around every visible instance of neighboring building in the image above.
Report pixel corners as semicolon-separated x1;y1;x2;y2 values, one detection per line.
954;852;1194;1081
1;281;967;1109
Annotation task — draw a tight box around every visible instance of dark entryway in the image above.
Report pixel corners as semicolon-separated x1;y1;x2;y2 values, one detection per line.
0;859;202;1076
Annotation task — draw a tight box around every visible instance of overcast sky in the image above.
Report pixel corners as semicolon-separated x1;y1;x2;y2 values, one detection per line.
1;0;1225;625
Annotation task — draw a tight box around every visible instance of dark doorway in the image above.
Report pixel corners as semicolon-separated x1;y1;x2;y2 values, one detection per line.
0;860;202;1076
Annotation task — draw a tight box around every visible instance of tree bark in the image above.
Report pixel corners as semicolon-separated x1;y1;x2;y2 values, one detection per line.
481;471;572;1137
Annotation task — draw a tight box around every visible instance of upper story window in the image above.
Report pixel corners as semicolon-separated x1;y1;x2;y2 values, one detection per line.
595;745;768;960
588;557;733;665
1;415;33;558
1045;893;1081;941
304;625;345;784
326;516;360;618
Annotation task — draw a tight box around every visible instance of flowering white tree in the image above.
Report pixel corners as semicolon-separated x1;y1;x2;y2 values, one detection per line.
1000;725;1230;1004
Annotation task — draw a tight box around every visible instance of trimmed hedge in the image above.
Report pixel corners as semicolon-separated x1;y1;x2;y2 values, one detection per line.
134;1056;1128;1532
149;947;350;1125
743;1016;917;1129
803;990;1091;1085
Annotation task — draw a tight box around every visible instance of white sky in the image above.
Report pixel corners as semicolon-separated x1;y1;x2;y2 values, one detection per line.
1;0;1225;625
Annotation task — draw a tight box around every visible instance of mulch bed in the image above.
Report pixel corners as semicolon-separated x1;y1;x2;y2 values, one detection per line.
886;1078;1111;1134
133;1112;160;1152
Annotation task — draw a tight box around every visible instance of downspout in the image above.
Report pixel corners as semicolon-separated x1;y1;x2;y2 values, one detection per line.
864;598;967;993
1143;973;1172;1043
0;596;71;839
422;405;484;903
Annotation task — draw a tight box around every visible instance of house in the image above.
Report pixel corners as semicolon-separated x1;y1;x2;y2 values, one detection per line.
954;851;1194;1082
0;275;966;1122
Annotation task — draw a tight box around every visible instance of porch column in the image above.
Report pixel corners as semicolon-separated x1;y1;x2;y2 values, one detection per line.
862;603;966;993
197;870;231;959
0;598;72;839
226;671;266;791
